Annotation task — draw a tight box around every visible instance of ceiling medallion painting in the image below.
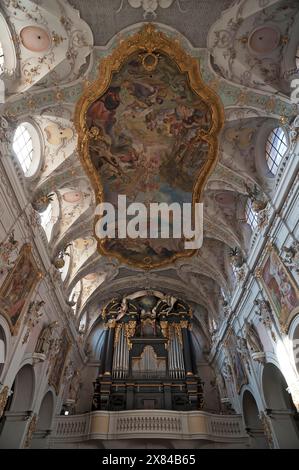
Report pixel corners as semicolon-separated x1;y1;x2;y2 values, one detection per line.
75;24;224;268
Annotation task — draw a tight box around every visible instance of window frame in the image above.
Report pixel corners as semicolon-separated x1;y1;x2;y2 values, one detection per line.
0;12;17;76
12;121;42;177
39;203;53;232
265;126;288;175
245;199;258;231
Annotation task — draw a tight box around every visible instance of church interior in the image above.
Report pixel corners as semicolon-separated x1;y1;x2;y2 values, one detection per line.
0;0;299;450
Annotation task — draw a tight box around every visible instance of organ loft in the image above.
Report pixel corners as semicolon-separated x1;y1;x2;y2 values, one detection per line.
92;292;204;411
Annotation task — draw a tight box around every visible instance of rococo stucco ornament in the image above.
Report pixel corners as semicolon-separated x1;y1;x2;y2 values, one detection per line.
243;319;265;363
116;0;189;19
281;241;299;274
254;299;276;342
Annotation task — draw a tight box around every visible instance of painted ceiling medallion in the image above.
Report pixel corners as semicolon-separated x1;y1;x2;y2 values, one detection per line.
249;26;281;54
62;191;83;204
20;26;51;52
75;24;223;269
44;123;74;145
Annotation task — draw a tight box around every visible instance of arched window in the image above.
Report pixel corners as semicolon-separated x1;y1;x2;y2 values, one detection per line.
79;313;87;333
40;204;52;232
265;127;288;175
13;124;34;173
0;12;17;78
59;245;71;282
68;282;81;313
12;122;41;176
245;199;258;230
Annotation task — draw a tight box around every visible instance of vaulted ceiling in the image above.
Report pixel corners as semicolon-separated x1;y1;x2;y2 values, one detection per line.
1;0;298;346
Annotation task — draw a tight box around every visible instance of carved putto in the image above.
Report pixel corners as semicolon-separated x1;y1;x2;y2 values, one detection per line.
102;290;191;350
152;294;178;316
281;242;299;273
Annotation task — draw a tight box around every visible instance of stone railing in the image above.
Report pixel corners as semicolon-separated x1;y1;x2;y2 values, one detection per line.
55;415;87;437
116;415;182;433
50;410;248;447
209;417;242;436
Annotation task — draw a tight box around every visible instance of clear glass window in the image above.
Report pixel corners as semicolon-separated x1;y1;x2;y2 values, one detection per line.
265;127;288;175
40;204;52;231
12;124;34;174
245;199;258;230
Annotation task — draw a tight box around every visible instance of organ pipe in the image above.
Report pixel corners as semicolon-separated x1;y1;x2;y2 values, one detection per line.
113;325;129;378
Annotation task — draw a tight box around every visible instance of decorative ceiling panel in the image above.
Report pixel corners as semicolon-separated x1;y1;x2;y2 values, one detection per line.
75;24;224;268
68;0;235;47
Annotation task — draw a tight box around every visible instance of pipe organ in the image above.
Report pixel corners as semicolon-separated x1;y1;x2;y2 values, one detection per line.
92;292;204;411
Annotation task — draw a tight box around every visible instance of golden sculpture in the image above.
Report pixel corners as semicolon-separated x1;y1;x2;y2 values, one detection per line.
106;318;117;329
124;320;137;349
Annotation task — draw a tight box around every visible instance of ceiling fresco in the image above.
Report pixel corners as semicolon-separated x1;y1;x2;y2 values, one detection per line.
76;24;224;268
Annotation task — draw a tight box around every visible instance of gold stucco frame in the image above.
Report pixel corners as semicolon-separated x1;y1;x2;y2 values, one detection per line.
256;244;299;333
0;244;43;335
75;24;224;269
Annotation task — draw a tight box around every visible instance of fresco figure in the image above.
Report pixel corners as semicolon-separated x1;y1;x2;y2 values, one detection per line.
86;52;213;265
